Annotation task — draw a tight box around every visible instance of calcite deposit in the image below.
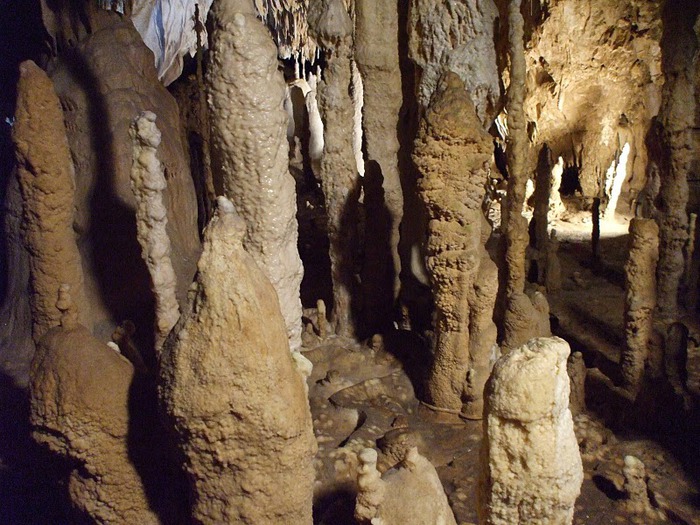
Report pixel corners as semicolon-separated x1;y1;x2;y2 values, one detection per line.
207;0;304;351
159;198;316;524
413;72;497;416
478;337;583;525
12;60;86;342
622;218;659;395
129;111;180;351
355;447;457;525
29;297;159;524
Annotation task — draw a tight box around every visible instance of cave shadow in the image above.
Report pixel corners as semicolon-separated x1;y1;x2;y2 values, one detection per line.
58;38;183;523
380;327;432;402
313;485;357;525
0;373;72;525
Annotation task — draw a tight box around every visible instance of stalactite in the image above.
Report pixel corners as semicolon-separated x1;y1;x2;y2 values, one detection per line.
12;60;86;342
355;0;404;330
129;111;180;353
207;0;304;351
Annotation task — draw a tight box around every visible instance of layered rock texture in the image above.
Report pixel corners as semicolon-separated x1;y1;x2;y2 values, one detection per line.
478;337;583;525
159;199;316;524
12;60;86;342
207;0;304;351
622;218;659;395
413;72;497;416
355;447;457;525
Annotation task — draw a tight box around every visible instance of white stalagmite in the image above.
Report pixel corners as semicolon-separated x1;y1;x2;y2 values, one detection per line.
129;111;180;352
478;337;583;525
604;143;630;221
207;0;304;351
549;156;565;222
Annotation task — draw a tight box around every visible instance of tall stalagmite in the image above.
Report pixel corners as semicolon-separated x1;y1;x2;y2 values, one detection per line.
207;0;304;351
478;337;583;525
502;0;545;351
414;72;497;416
656;0;699;318
310;0;360;337
622;218;659;395
355;0;403;328
129;111;180;352
12;60;86;342
159;198;316;525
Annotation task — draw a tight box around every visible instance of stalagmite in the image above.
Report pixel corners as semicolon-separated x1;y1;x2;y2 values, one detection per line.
502;0;546;351
355;447;457;525
603;143;630;221
355;0;404;320
549;156;565;223
478;337;583;525
159;198;316;525
129;111;180;352
207;0;304;351
310;0;360;337
622;456;661;518
656;1;698;318
413;72;497;415
29;288;160;524
12;60;86;341
621;218;659;395
567;351;587;416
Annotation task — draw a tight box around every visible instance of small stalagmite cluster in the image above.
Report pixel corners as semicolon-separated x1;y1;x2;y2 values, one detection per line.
3;0;700;524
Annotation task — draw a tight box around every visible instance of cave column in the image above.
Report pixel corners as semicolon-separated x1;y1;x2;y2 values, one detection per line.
355;0;404;329
311;0;361;337
206;0;304;351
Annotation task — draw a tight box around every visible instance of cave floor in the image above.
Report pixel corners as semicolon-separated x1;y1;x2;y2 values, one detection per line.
305;212;700;525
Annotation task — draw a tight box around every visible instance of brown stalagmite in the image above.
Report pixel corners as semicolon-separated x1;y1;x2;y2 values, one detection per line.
159;198;316;525
501;0;546;351
355;0;403;319
12;60;86;341
207;0;304;351
413;72;496;415
656;0;699;318
311;0;360;337
621;218;659;395
30;290;160;524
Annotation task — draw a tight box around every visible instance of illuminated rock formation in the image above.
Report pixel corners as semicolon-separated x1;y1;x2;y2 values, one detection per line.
159;198;316;524
207;0;304;351
413;72;497;416
478;337;583;525
129;111;180;351
355;447;457;525
622;218;659;395
29;290;159;524
12;60;86;342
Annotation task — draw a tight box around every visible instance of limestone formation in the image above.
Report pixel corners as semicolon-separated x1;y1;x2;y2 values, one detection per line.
622;456;660;518
549;156;566;223
12;60;86;342
355;0;403;317
478;337;583;525
622;218;659;395
355;447;457;525
413;72;497;415
407;0;500;124
207;0;304;351
502;0;540;351
545;230;562;294
656;1;698;318
29;299;159;524
567;351;587;416
49;18;200;348
129;111;180;351
159;198;316;524
310;0;360;337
